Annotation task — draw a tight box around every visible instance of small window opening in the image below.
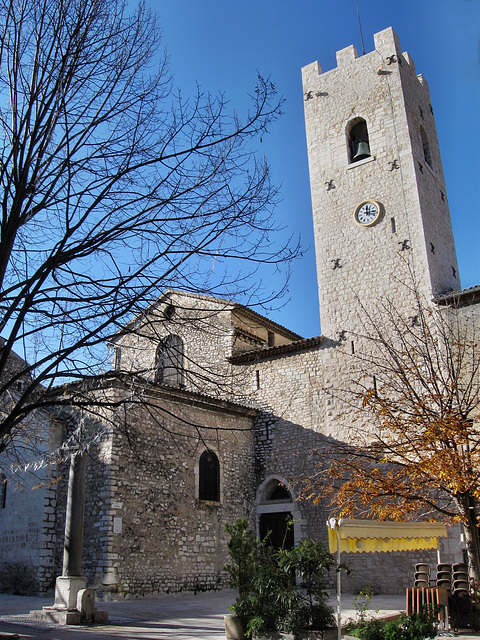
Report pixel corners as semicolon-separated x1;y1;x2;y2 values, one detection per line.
0;473;6;509
420;125;432;168
156;335;184;386
256;370;260;390
199;450;220;502
114;347;121;372
347;118;371;164
267;331;275;347
351;340;355;355
391;217;396;234
164;304;175;320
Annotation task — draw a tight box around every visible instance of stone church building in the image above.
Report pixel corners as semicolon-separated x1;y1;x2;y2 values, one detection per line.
1;27;479;597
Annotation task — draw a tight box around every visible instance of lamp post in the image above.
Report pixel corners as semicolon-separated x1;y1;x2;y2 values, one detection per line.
328;518;342;640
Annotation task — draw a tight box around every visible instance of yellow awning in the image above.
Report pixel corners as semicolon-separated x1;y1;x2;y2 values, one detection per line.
328;519;448;554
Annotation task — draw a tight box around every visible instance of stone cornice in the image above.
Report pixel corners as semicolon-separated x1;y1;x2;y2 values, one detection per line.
229;336;323;364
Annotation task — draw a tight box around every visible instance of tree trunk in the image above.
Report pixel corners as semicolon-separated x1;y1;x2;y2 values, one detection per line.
457;495;480;584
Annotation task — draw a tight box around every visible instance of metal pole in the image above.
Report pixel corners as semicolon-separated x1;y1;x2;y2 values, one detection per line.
337;529;342;640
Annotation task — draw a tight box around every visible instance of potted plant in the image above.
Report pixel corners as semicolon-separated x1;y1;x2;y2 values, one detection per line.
276;538;337;639
224;519;337;640
224;519;260;640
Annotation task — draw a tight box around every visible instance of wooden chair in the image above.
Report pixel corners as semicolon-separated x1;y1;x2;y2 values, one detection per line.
406;586;449;626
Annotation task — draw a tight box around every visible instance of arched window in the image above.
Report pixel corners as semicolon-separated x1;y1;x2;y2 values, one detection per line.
0;473;6;509
346;118;371;164
155;335;184;386
199;450;220;501
266;482;291;501
420;125;432;168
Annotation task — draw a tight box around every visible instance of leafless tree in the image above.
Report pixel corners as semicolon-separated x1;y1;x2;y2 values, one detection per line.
0;0;298;452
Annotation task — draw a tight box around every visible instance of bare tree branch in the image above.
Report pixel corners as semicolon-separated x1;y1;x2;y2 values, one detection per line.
0;0;300;449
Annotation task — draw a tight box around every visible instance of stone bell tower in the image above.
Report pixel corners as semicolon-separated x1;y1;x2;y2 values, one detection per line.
302;27;459;340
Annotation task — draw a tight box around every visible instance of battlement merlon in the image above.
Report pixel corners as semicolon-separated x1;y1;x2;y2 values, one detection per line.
301;26;427;88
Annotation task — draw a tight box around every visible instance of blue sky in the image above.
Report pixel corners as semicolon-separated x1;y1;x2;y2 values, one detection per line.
153;0;480;338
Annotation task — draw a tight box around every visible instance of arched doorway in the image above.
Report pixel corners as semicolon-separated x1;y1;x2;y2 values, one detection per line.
259;511;294;550
256;477;302;550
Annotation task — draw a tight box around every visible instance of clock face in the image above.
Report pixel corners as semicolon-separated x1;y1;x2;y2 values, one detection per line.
354;201;382;227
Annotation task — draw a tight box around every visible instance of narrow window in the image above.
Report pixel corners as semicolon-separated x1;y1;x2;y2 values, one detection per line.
420;125;432;168
114;347;121;372
256;370;260;390
351;340;355;355
346;118;371;164
199;450;220;501
156;335;184;386
391;217;396;234
267;331;275;347
0;473;6;509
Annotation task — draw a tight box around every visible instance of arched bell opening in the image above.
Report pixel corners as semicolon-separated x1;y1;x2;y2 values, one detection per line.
346;117;371;164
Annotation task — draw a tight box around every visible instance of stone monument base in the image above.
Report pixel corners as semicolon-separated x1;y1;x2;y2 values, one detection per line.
31;608;83;625
30;576;108;626
54;575;87;609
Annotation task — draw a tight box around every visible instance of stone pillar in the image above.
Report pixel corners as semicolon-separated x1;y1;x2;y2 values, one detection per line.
63;451;86;577
31;449;108;625
52;451;87;616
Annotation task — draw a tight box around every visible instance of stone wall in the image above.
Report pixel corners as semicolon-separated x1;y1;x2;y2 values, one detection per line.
0;469;47;569
113;291;300;401
78;387;256;597
0;409;61;591
112;292;235;394
236;337;465;594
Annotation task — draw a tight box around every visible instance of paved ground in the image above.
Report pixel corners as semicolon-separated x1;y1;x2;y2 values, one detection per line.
0;589;473;640
0;589;238;639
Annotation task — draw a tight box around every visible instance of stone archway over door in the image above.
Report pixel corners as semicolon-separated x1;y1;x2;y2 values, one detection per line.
256;476;303;550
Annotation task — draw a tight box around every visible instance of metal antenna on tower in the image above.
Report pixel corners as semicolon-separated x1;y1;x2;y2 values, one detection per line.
355;0;366;55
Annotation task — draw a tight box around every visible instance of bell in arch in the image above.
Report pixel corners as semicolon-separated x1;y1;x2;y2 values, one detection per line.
353;140;371;161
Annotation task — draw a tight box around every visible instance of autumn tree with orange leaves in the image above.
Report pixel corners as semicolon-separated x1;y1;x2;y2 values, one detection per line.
307;290;480;581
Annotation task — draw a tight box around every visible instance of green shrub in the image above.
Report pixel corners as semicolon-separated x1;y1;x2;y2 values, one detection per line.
352;585;375;622
384;611;438;640
0;560;38;595
347;610;438;640
225;519;259;609
225;519;336;637
348;618;385;640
